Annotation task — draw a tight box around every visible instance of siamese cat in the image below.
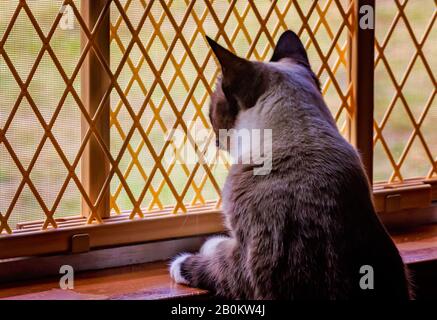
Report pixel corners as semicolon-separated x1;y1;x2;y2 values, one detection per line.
170;30;412;299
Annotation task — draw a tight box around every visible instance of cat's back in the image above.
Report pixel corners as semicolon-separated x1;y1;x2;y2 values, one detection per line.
228;83;411;299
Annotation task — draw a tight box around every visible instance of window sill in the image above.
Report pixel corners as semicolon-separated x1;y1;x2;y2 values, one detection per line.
2;223;437;300
392;224;437;264
0;202;224;259
0;261;209;300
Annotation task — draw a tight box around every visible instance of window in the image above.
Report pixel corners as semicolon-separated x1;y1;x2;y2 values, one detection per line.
372;0;436;212
0;0;435;259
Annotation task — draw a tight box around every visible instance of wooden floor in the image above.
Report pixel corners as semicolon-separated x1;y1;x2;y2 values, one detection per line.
1;224;437;300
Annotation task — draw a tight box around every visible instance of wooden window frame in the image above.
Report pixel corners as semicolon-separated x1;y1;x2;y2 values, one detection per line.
0;0;436;260
80;0;111;221
351;0;437;214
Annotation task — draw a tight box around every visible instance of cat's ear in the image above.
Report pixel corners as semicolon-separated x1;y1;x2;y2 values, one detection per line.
206;36;253;86
271;30;310;65
271;30;321;91
206;36;263;108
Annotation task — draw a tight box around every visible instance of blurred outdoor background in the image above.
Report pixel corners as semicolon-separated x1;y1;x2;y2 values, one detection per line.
0;0;435;228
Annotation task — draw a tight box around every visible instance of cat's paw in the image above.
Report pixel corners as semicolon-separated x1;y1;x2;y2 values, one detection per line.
200;235;228;256
169;253;192;285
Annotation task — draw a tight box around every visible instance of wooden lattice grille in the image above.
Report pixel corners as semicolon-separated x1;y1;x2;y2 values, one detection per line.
0;0;354;233
373;0;436;183
1;0;85;232
109;0;354;216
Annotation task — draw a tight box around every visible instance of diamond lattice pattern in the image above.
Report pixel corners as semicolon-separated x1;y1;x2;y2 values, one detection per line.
109;0;355;216
374;0;436;183
1;0;354;232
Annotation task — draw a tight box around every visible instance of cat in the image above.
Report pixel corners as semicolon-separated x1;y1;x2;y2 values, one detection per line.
170;30;412;299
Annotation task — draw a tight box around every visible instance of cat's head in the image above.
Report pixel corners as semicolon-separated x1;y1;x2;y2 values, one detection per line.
207;30;320;149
